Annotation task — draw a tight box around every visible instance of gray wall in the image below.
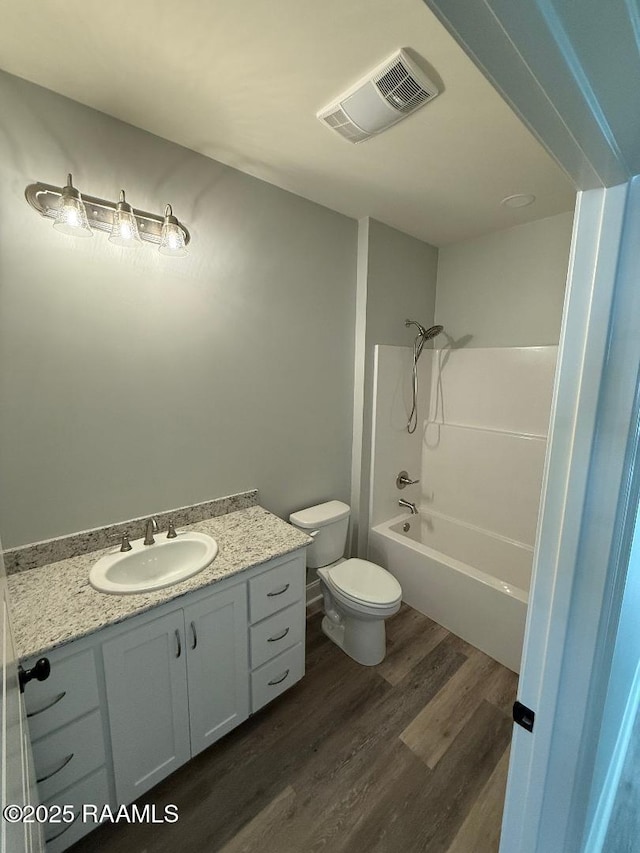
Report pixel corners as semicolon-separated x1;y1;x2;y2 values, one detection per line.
366;219;438;347
435;211;574;347
0;72;357;548
351;217;438;553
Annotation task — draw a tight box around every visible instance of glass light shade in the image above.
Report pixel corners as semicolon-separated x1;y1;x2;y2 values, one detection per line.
53;176;92;237
109;190;141;247
158;204;187;256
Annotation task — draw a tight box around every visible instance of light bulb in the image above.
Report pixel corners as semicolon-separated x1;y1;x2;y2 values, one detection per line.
159;204;188;256
109;190;141;247
53;174;92;237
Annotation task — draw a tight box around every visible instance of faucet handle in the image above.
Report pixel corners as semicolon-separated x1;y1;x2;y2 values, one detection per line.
119;533;132;552
166;519;178;539
396;470;420;489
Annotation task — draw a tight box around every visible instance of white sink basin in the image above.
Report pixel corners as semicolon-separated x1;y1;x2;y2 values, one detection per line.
90;531;218;594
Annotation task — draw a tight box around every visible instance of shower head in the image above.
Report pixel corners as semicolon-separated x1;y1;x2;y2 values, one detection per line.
424;324;444;341
405;319;444;341
404;320;444;434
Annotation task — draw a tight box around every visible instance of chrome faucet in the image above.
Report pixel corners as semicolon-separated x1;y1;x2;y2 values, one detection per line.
399;499;418;515
143;516;159;545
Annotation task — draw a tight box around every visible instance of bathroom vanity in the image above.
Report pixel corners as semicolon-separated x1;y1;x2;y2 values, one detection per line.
8;503;309;852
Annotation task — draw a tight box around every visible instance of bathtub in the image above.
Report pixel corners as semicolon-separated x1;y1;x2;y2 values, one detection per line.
369;511;530;672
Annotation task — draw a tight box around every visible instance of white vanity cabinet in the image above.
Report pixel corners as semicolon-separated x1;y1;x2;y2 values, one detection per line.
247;556;306;711
102;609;193;805
23;547;306;852
23;642;112;852
184;586;250;755
103;584;249;804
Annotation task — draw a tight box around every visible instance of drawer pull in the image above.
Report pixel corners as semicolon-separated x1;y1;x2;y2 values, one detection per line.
267;627;290;643
27;691;66;718
190;621;198;650
36;752;74;783
46;809;80;843
267;584;290;598
175;629;182;658
268;669;290;686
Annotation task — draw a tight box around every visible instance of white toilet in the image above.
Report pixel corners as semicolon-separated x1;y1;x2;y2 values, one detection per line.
289;500;402;666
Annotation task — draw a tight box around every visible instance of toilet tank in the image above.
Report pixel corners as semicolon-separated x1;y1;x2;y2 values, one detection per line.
289;500;350;569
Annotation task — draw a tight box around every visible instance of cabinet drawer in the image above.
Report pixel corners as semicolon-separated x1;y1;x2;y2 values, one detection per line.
250;603;303;670
249;556;305;623
33;710;105;802
25;647;99;740
43;766;110;853
251;642;305;713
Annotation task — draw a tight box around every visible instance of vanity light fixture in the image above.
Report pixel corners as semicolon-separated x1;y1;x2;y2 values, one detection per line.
109;190;142;247
53;174;92;238
159;204;187;257
25;174;190;256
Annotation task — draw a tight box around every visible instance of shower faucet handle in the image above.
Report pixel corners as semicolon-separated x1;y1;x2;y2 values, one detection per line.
396;470;420;489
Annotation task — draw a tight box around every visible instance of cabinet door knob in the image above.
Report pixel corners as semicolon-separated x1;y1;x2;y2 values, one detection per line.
18;658;51;694
175;629;182;658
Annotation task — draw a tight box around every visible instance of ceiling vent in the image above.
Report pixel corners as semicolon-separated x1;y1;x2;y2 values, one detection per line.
317;49;439;144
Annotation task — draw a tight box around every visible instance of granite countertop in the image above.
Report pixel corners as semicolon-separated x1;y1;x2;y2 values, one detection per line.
8;506;310;661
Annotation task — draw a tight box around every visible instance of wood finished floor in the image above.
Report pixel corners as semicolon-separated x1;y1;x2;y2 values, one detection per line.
70;605;518;853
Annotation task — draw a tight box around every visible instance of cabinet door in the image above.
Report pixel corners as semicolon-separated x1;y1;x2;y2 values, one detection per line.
185;584;249;756
102;610;190;804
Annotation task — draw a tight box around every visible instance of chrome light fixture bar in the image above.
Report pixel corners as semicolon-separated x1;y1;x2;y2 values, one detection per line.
25;174;191;254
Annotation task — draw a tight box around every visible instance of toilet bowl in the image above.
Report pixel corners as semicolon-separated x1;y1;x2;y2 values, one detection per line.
289;501;403;666
318;558;402;666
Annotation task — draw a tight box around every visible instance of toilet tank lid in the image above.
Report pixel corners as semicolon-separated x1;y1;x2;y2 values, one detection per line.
289;500;350;529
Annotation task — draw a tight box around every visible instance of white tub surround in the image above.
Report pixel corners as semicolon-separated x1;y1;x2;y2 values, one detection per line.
369;345;557;672
369;345;433;528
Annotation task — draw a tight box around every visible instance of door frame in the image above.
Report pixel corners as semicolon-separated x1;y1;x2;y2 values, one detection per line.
500;176;640;850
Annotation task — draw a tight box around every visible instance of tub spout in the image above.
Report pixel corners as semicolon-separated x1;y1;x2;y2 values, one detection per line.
399;499;418;515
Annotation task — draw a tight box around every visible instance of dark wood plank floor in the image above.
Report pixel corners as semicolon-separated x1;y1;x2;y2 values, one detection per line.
70;604;517;853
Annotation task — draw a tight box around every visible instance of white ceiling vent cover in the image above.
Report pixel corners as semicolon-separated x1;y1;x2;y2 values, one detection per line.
317;49;439;144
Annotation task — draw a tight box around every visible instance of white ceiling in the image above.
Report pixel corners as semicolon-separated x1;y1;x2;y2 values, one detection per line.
0;0;576;246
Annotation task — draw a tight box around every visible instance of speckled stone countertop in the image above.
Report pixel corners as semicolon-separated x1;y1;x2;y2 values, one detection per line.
8;506;310;661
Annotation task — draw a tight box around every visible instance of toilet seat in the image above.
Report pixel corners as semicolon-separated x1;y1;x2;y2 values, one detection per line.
323;558;402;608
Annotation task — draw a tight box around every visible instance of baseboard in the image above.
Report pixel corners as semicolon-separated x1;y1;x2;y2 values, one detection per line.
306;579;322;616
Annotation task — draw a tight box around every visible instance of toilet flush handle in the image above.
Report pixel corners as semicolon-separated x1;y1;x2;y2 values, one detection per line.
308;530;319;539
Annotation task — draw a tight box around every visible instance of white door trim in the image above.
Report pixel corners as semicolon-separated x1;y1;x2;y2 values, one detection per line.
500;180;638;851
